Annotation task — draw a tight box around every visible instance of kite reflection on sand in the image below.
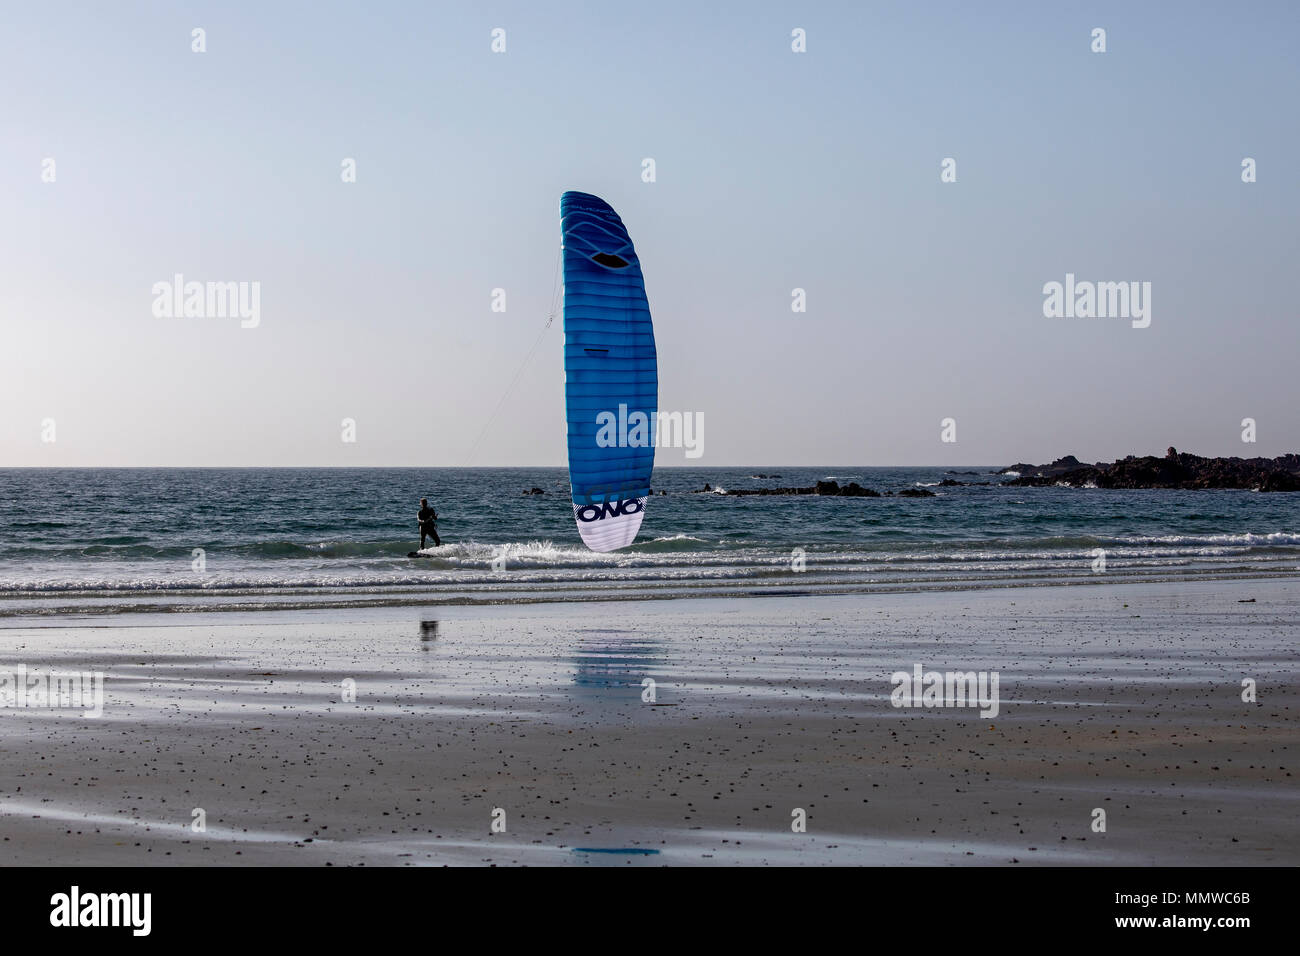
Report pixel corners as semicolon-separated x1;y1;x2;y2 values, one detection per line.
568;628;669;707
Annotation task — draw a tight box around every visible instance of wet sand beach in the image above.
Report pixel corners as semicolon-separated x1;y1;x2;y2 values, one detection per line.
0;580;1295;865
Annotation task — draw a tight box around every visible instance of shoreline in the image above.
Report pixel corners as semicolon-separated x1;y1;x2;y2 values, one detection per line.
2;562;1297;621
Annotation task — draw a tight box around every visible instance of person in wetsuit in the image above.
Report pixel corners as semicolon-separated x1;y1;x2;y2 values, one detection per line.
417;497;441;548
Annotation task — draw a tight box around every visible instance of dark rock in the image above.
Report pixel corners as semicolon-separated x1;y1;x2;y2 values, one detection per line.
726;486;817;496
999;456;1090;478
1257;470;1300;492
1001;450;1300;491
897;488;936;497
838;482;881;497
718;479;883;498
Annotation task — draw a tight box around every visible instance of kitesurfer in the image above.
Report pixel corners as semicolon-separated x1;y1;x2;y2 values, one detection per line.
417;498;441;548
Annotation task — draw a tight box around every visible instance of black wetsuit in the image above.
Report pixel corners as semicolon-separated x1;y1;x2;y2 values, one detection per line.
418;505;440;548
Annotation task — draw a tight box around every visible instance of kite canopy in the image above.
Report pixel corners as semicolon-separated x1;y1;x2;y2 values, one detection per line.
560;192;658;552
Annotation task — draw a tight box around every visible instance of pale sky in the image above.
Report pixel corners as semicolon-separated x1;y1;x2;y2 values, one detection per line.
3;0;1297;467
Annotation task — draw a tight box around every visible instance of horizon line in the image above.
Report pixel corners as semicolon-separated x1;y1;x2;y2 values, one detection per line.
0;463;1007;470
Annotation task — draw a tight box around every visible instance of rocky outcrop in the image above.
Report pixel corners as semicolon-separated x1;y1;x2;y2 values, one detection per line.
830;482;881;497
724;485;816;496
996;455;1087;477
1001;451;1300;491
724;480;876;497
1257;470;1300;492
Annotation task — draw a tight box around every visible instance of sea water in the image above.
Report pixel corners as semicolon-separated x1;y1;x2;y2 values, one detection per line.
1;467;1297;616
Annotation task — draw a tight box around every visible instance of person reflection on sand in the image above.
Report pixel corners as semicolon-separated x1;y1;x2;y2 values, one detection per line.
419;619;439;645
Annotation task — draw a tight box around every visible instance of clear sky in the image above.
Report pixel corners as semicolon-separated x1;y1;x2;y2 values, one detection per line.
3;0;1297;467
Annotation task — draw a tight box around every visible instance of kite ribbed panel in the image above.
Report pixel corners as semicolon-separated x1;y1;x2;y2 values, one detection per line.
560;191;658;552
